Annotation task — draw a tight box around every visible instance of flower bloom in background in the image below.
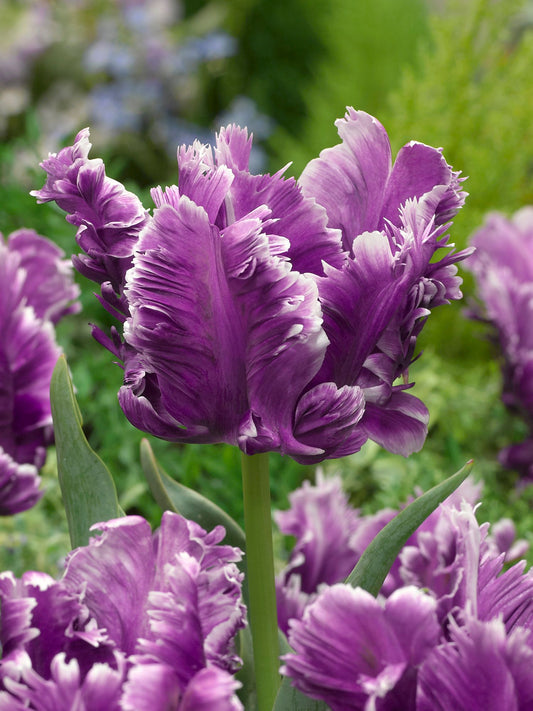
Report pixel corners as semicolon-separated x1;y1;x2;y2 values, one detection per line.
0;229;79;515
467;207;533;480
278;473;533;709
0;511;246;710
33;108;469;463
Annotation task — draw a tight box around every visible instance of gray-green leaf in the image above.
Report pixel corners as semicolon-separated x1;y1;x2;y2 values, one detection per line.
50;356;122;549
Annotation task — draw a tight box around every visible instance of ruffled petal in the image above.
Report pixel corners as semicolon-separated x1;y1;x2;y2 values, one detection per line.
381;141;466;229
0;450;42;516
5;229;80;325
63;516;155;655
275;472;361;595
221;212;328;455
299;108;392;253
124;196;328;455
215;124;253;172
180;667;243;711
4;653;125;711
121;662;181;711
314;231;407;386
214;125;345;274
0;246;61;464
32;128;148;297
417;618;533;711
292;383;367;463
124;197;248;441
282;584;437;711
360;390;429;456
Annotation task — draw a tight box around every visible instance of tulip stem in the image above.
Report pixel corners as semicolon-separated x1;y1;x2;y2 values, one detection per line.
241;452;280;711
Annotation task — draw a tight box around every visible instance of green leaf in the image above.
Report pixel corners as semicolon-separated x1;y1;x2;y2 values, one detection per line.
140;438;246;552
50;356;122;549
273;679;329;711
346;460;474;594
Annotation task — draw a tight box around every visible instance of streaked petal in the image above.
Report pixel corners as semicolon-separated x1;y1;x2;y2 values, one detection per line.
121;662;181;711
221;214;328;455
292;383;367;463
417;618;533;711
282;584;437;711
180;667;243;711
32;128;148;296
5;229;80;324
315;231;407;386
216;135;345;274
299;108;392;252
124;197;247;441
381;142;466;228
0;451;42;516
215;124;253;172
360;390;429;456
63;516;155;654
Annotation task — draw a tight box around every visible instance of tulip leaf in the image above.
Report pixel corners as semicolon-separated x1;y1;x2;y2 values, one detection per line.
273;681;328;711
345;459;474;594
140;438;246;553
50;356;122;549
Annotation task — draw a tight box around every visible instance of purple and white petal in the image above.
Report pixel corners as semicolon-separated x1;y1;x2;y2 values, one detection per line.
63;516;155;654
0;451;42;516
360;390;429;457
292;383;367;463
282;584;438;711
32;128;149;296
299;108;392;252
417;617;533;711
5;229;80;325
179;667;243;711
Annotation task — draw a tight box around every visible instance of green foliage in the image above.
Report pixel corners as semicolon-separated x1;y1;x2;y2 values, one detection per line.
386;0;533;248
269;0;429;176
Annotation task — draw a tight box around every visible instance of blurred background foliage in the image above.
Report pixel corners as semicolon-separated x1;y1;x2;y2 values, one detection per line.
1;0;533;576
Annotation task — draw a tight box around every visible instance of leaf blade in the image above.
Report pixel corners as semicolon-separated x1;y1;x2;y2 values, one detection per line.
50;356;122;549
346;460;474;594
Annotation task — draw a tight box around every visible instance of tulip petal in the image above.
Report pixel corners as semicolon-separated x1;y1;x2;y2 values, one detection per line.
382;141;465;228
63;516;155;655
315;231;406;387
299;108;392;252
361;390;429;456
221;213;328;455
124;197;247;441
292;382;367;463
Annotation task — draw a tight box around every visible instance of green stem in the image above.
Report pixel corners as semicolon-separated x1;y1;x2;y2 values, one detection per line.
241;452;280;711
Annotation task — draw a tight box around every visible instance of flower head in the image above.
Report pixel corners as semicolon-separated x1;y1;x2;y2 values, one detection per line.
33;109;468;462
281;584;440;711
0;229;79;515
0;511;246;710
467;207;533;479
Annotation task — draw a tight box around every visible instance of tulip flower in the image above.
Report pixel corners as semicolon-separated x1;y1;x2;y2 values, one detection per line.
0;229;79;515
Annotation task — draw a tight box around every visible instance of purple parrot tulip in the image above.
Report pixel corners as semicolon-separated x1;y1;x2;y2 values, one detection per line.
33;109;468;463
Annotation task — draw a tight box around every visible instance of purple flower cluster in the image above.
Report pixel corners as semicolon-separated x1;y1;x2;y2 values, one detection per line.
0;511;246;710
467;207;533;479
0;229;79;515
276;473;533;709
33;109;468;463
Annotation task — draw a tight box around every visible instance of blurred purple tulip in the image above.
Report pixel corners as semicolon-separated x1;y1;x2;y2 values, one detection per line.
0;229;79;515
